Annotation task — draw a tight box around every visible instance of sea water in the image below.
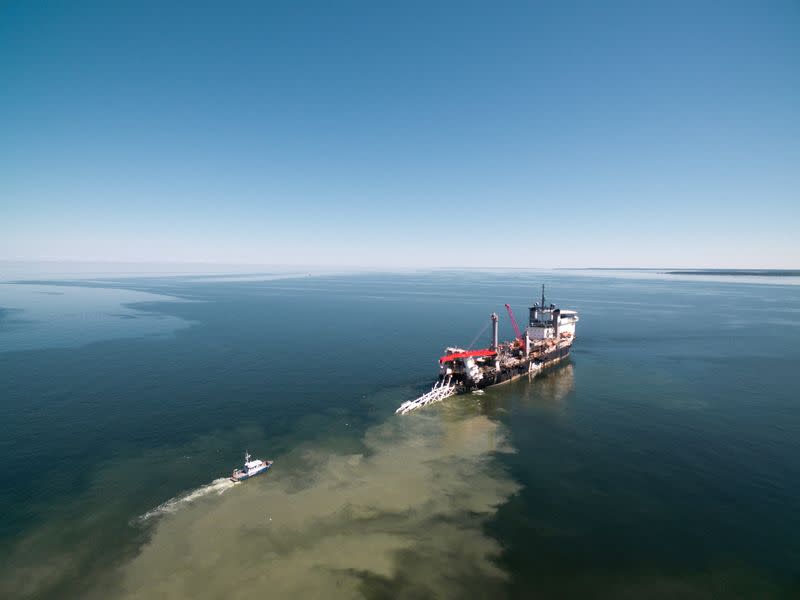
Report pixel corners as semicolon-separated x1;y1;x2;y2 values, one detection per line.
1;269;798;598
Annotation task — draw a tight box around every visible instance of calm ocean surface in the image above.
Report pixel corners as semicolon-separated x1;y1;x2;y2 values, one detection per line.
1;269;798;598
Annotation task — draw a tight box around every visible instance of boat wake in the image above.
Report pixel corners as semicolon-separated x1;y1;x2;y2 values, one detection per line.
136;477;235;523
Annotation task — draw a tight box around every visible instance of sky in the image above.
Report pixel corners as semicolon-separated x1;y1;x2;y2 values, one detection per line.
1;1;798;269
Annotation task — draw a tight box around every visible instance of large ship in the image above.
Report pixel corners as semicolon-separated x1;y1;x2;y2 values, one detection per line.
396;286;578;414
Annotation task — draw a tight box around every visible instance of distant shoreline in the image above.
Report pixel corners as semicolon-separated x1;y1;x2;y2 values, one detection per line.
556;268;800;277
665;270;800;277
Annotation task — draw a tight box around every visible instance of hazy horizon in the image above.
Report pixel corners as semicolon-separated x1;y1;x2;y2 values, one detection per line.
2;259;799;272
2;259;799;274
3;260;799;290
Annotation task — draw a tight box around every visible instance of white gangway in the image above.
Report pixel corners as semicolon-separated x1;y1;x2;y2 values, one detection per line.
395;376;457;415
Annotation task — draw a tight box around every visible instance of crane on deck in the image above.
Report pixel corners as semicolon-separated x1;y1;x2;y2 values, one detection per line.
504;303;525;347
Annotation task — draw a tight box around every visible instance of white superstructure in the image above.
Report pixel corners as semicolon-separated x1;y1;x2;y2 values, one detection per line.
526;286;579;342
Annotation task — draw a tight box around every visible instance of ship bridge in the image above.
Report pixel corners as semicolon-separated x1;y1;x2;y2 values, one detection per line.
526;286;578;341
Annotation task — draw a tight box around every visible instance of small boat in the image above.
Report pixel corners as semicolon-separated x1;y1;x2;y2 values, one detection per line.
230;451;272;482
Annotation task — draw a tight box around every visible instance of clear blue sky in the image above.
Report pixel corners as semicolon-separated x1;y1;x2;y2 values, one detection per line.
1;1;798;268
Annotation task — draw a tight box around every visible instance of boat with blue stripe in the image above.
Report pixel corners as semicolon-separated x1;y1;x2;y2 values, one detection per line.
230;451;272;482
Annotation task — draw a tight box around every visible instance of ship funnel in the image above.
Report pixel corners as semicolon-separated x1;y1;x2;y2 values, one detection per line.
490;313;499;350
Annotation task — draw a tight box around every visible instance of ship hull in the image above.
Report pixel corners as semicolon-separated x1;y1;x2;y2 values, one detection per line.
455;342;573;393
230;462;271;482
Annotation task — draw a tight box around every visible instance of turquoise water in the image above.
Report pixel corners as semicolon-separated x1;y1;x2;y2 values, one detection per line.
1;270;799;598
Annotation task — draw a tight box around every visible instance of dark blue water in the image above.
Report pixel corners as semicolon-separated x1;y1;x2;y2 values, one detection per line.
1;270;798;598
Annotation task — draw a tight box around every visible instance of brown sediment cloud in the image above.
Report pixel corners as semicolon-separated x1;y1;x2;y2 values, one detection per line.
106;410;520;599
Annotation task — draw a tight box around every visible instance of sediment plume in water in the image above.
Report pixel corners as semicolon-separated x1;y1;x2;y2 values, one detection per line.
104;410;519;599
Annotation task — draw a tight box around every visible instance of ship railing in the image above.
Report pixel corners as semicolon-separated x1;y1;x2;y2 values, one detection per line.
395;376;456;415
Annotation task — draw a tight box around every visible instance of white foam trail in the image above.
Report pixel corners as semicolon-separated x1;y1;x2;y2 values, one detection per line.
137;478;235;523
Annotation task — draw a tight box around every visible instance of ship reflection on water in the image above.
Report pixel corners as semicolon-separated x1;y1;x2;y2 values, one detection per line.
521;363;575;406
479;362;576;418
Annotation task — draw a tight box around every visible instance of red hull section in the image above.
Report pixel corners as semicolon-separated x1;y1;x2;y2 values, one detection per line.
439;349;497;363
